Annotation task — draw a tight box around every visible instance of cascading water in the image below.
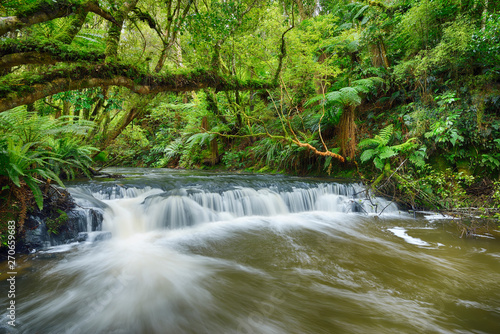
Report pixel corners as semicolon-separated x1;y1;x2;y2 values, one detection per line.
2;169;499;334
74;179;398;234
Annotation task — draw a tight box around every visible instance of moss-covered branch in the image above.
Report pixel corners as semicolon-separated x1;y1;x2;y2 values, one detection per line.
0;38;104;69
0;0;117;37
0;63;275;112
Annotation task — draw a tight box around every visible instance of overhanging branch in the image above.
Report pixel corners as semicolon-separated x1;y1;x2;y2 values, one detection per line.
0;39;104;69
0;63;275;112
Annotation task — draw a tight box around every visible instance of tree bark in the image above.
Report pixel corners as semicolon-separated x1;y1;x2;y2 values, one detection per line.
0;39;104;69
105;0;139;60
339;105;356;161
482;0;489;30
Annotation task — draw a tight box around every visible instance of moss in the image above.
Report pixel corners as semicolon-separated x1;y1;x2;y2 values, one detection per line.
0;38;105;61
16;0;82;19
0;60;277;100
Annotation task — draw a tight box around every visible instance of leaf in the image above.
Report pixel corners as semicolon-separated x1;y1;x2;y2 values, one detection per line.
378;124;394;144
304;94;325;107
358;138;380;148
338;87;362;106
324;156;332;169
409;151;426;167
353;5;369;21
379;147;396;160
450;132;463;146
360;148;376;163
25;177;43;211
337;23;353;31
391;138;417;152
374;157;384;170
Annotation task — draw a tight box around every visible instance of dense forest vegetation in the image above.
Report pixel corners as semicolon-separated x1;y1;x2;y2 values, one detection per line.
1;0;500;244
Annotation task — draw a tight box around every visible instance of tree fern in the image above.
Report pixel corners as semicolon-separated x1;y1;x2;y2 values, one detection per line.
306;77;384;113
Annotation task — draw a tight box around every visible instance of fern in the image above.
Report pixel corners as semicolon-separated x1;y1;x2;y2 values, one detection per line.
306;77;384;115
163;138;184;159
0;109;98;211
378;124;394;143
186;132;214;148
358;124;423;171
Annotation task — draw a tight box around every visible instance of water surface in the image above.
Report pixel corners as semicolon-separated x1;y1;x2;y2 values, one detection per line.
2;169;499;333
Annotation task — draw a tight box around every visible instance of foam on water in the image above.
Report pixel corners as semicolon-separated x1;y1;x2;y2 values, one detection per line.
388;227;431;247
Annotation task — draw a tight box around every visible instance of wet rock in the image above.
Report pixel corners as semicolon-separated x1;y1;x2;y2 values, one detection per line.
93;232;112;242
76;232;88;242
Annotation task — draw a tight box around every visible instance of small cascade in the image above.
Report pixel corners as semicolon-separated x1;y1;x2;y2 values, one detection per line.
12;171;500;334
65;180;401;237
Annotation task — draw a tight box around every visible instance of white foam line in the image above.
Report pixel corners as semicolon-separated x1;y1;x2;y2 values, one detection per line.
388;227;431;246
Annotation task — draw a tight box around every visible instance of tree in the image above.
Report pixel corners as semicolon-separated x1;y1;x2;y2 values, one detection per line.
0;0;285;114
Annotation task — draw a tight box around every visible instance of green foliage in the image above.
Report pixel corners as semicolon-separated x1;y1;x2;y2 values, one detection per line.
307;78;384;111
0;109;97;209
222;150;249;170
45;209;68;235
358;124;423;171
493;181;500;209
470;13;500;70
3;0;500;216
0;138;61;210
398;167;476;210
47;137;97;179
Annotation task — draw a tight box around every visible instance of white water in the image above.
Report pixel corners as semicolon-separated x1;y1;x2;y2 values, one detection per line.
90;183;400;235
3;170;500;334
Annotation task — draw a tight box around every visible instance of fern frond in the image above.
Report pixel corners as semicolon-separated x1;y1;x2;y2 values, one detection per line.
358;138;380;148
304;94;325;107
186;132;213;148
391;137;418;152
338;87;362;106
378;124;394;144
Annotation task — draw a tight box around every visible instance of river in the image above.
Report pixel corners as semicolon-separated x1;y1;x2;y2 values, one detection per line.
2;168;500;333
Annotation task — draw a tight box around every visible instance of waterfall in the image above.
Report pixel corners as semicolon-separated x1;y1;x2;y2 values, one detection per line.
65;181;400;238
12;170;499;334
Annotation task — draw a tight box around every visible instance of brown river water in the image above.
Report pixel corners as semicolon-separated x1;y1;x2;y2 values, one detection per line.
1;169;499;333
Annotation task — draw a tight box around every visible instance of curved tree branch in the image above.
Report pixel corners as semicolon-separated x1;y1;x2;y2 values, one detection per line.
0;52;57;69
0;39;104;69
273;14;294;83
0;63;275;112
0;0;117;37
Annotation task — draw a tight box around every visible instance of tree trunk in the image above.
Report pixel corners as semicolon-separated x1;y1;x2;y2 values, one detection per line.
339;105;356;161
294;0;308;21
97;107;141;153
105;0;138;60
369;40;390;69
482;0;489;30
201;116;218;166
210;137;219;166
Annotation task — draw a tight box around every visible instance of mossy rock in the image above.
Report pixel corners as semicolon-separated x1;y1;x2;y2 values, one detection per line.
429;155;452;173
456;160;472;176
